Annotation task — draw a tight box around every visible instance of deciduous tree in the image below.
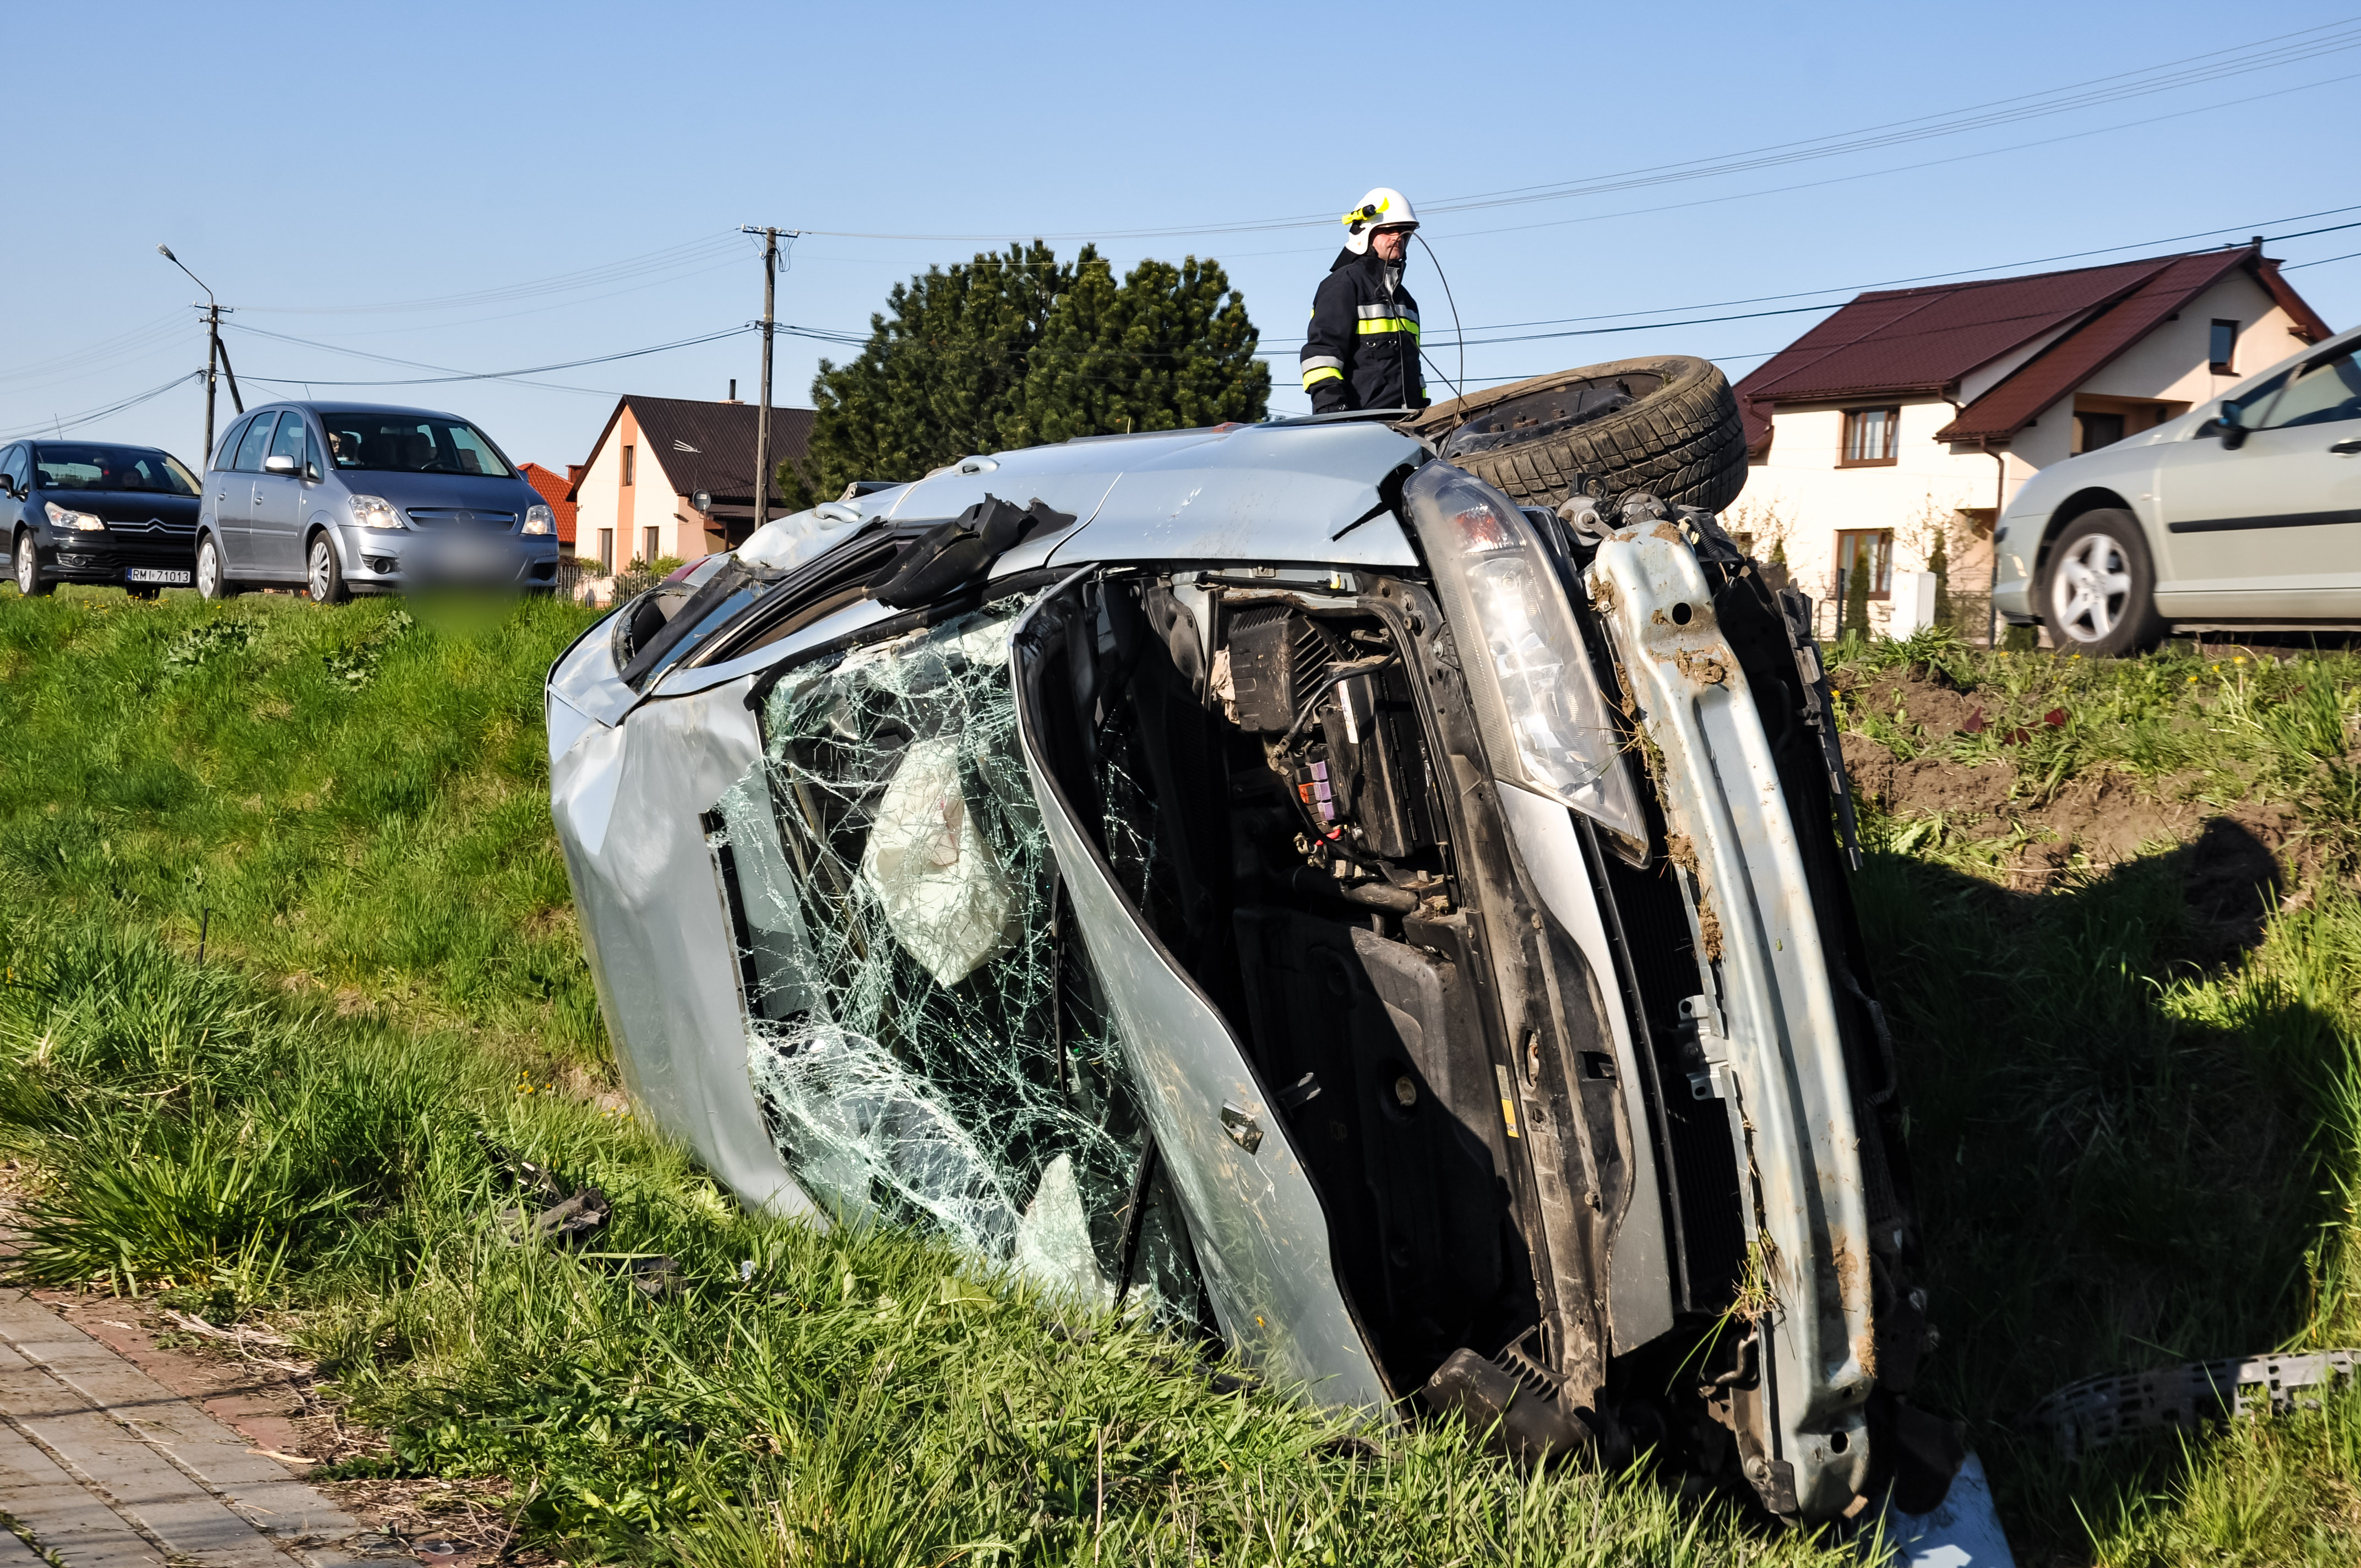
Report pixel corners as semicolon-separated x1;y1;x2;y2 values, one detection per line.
784;244;1269;508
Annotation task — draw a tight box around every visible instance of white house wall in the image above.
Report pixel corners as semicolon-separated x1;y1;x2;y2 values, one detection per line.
2078;274;2298;407
572;407;710;569
1734;399;2003;627
574;416;627;571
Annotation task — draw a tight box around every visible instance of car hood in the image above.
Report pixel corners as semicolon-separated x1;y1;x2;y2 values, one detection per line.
40;491;199;525
331;471;538;513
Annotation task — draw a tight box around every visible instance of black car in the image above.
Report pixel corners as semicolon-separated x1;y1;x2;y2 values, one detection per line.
1;440;203;598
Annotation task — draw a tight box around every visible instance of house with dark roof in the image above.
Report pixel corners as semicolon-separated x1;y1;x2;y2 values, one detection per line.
567;393;817;571
1732;240;2330;635
517;462;581;557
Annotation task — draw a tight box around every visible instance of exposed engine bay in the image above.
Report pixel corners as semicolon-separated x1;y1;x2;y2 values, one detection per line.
1006;508;1955;1521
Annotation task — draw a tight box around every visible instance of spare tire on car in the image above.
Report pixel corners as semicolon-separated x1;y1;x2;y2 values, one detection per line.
1405;355;1747;515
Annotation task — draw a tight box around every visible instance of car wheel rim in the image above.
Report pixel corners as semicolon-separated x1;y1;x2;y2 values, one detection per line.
309;544;330;601
14;545;28;595
198;543;216;596
2050;533;2131;643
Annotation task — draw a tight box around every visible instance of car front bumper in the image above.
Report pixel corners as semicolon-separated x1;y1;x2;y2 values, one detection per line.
338;523;560;589
39;535;198;586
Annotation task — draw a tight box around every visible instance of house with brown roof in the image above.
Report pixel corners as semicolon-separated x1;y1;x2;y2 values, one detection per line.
517;462;581;558
1732;240;2331;636
567;393;817;572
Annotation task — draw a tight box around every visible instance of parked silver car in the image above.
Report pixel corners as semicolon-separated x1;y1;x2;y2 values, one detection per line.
546;417;1965;1527
1993;322;2361;652
194;401;559;603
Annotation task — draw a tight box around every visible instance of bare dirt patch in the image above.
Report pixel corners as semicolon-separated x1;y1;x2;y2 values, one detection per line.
1841;666;2330;923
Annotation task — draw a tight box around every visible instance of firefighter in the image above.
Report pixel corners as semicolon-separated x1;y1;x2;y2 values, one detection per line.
1300;187;1428;416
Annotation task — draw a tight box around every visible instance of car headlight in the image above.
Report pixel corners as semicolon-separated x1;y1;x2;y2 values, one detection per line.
1402;461;1646;843
43;501;104;532
523;503;554;536
351;495;404;531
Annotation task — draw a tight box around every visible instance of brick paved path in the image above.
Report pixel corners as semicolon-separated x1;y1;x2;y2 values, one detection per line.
0;1291;383;1568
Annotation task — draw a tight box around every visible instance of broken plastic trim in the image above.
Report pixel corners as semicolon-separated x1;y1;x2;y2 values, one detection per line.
2022;1346;2361;1462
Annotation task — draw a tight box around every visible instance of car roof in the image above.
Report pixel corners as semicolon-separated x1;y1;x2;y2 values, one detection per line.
248;400;474;423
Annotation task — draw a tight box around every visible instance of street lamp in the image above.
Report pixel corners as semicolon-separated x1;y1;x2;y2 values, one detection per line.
157;244;242;461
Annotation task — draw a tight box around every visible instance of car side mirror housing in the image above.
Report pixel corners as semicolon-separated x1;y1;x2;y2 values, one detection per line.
262;454;298;475
2216;399;2251;450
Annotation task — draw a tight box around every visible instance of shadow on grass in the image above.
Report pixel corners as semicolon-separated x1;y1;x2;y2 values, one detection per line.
1859;819;2359;1560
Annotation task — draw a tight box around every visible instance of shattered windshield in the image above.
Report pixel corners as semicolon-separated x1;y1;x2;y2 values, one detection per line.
708;596;1205;1324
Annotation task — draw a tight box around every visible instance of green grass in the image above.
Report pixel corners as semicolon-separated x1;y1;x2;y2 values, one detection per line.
0;589;1848;1567
4;590;2361;1564
0;587;604;1057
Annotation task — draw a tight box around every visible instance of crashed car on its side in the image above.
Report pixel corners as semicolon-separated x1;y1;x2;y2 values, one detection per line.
546;383;1961;1523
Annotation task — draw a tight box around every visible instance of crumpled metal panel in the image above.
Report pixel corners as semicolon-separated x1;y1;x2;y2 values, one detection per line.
1011;580;1392;1413
1587;524;1874;1516
548;671;813;1217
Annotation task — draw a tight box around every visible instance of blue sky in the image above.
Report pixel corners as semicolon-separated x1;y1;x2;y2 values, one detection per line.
6;2;2357;473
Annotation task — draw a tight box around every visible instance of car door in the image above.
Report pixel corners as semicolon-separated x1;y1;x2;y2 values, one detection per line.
252;412;308;578
217;413;276;572
1008;572;1391;1409
2156;346;2361;618
0;445;26;567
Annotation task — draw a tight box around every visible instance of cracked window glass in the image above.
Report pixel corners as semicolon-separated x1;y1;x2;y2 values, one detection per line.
708;597;1205;1326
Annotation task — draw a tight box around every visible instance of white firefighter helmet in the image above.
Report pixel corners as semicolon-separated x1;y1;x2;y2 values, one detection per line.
1340;187;1418;255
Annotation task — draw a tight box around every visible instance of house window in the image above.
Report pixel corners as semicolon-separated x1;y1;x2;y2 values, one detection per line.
597;529;614;573
1834;529;1893;601
2072;411;2126;455
2210;320;2238;375
1839;407;1900;466
622;444;635;486
642;525;661;565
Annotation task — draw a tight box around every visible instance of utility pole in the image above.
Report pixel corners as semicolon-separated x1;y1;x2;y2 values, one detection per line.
157;245;242;461
738;225;801;533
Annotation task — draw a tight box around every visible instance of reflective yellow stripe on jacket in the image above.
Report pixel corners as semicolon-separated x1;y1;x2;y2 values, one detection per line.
1356;317;1420;336
1301;354;1343;391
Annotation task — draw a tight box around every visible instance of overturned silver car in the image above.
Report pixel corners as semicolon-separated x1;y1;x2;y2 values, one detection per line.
546;411;1960;1523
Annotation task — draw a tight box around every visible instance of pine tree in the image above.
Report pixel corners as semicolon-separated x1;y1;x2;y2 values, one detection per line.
783;244;1269;509
1842;554;1873;641
1024;255;1270;443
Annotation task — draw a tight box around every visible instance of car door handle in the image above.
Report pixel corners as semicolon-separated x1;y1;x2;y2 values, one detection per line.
2331;438;2361;455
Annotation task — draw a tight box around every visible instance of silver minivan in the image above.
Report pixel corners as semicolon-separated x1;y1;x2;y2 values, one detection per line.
194;401;559;603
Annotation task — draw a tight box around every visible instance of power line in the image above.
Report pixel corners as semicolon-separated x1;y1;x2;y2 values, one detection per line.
0;372;201;444
791;19;2361;241
224;323;754;389
240;233;746;317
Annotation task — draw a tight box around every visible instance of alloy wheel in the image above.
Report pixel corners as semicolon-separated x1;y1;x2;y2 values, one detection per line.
196;538;220;598
308;541;333;602
13;537;30;597
2048;532;2132;644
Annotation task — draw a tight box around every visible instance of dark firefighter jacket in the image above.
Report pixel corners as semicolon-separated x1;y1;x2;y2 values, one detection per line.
1300;248;1427;415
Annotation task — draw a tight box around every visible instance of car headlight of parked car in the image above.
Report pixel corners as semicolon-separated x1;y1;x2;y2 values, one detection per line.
523;503;555;536
43;501;105;532
351;496;404;531
1402;461;1646;845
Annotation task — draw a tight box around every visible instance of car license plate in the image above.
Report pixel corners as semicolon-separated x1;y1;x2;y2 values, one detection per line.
127;568;192;586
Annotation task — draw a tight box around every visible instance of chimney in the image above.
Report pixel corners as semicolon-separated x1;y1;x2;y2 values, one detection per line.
568;464;586;484
726;378;741;404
